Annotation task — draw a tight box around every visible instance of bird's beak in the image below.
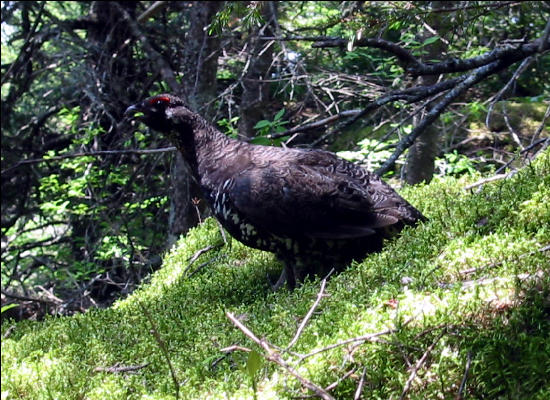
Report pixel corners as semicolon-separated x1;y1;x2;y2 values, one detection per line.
124;104;141;119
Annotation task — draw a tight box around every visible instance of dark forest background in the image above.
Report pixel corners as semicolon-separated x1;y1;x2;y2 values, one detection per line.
2;1;549;317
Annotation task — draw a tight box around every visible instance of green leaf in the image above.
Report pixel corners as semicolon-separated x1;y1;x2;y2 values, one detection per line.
253;120;271;129
246;350;262;379
273;108;285;121
250;136;271;146
1;303;18;314
423;36;440;46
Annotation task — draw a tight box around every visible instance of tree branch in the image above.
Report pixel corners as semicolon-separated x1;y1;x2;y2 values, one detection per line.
297;327;398;363
375;58;511;176
286;271;332;350
1;289;60;305
137;1;168;23
1;147;176;174
399;330;446;400
407;38;548;76
115;3;181;93
226;311;335;400
93;363;150;374
267;35;548;77
312;37;419;66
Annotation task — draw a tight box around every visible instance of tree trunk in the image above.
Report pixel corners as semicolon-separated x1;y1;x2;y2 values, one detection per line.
167;1;222;247
70;1;137;261
405;1;451;184
238;2;277;138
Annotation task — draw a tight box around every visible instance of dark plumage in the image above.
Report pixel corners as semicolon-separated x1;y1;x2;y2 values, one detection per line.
125;94;426;288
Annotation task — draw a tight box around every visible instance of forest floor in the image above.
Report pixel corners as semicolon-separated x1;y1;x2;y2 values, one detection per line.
2;149;548;399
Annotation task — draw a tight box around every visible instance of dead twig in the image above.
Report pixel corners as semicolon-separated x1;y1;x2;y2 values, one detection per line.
226;311;335;400
457;351;472;399
325;367;357;392
2;325;16;339
93;363;150;374
286;269;333;351
1;147;176;175
464;137;549;191
140;303;181;399
187;254;226;278
220;345;252;353
184;244;223;274
1;289;60;305
297;327;398;363
530;104;550;146
463;173;511;190
376;58;510;176
354;366;368;400
459;245;550;275
399;330;446;400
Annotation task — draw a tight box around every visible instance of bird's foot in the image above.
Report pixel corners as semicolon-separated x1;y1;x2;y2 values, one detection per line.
269;269;287;291
268;263;296;290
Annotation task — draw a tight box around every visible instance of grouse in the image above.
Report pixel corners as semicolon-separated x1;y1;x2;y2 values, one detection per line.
125;94;426;288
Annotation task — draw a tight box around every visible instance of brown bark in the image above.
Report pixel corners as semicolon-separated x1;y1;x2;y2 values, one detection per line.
405;1;451;184
238;2;277;138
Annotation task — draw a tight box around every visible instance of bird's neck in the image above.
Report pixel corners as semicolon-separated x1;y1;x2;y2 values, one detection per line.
170;114;233;183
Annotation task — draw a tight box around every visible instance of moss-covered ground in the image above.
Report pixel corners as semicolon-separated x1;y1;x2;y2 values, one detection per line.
2;150;549;399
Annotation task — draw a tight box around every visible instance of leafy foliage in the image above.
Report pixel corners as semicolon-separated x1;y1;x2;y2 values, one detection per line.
251;109;289;145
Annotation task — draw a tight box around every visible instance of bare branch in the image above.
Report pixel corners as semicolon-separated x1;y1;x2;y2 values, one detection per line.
1;2;46;85
140;303;181;399
115;3;181;93
262;35;419;66
399;330;446;400
486;56;535;132
427;1;521;14
407;39;547;76
93;363;150;374
1;289;60;305
184;244;223;275
297;327;397;363
323;368;357;392
271;35;548;77
268;110;361;140
220;345;252;353
271;75;463;142
494;137;549;175
137;1;168;23
376;58;510;176
530;104;550;146
312;37;419;66
1;147;176;174
354;366;368;400
286;271;332;350
463;173;511;190
226;312;335;400
539;18;550;52
457;351;473;399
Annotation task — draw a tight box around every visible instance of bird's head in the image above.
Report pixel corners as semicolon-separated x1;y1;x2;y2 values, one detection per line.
124;94;193;134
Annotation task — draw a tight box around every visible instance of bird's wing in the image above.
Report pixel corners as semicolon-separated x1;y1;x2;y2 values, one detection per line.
226;149;415;239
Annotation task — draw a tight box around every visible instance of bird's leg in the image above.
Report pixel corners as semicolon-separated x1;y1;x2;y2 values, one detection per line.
269;260;296;290
270;268;286;291
284;261;296;290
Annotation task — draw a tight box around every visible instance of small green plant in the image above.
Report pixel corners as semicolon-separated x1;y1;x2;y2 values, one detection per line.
251;109;289;146
435;150;478;176
337;137;398;172
244;350;263;400
217;116;240;138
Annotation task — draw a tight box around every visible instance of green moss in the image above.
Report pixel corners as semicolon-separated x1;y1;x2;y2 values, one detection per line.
2;150;549;400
